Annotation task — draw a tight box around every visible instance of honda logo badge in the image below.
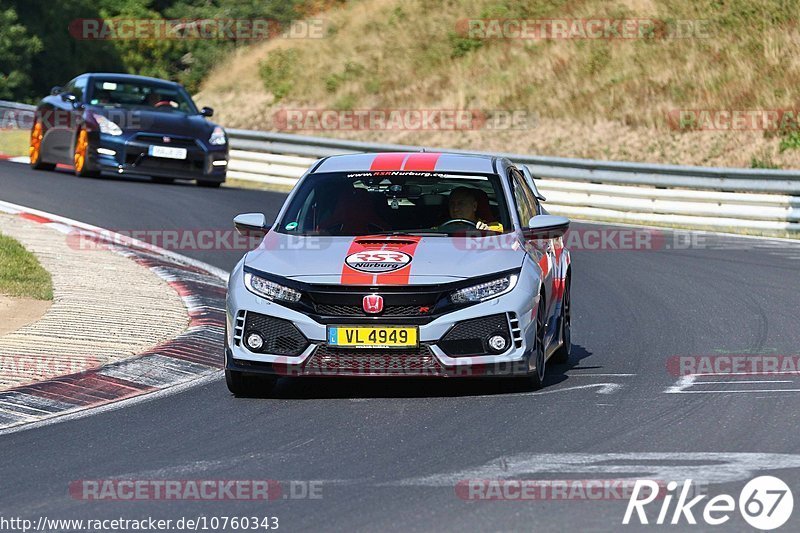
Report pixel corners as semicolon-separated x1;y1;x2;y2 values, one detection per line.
362;294;384;314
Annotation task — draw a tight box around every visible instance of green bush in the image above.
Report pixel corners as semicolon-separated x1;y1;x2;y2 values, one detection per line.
259;48;299;101
448;32;483;58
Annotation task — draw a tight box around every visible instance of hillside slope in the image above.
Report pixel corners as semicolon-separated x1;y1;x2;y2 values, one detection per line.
197;0;800;168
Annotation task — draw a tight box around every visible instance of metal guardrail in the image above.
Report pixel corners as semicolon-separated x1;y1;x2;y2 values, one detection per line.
228;128;800;195
226;128;800;233
2;100;797;232
0;100;35;112
0;100;35;130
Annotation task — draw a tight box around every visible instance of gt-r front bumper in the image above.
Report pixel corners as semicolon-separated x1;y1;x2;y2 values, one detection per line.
87;131;228;182
225;263;542;378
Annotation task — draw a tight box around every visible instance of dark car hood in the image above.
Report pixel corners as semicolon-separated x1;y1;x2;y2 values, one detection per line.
89;106;215;137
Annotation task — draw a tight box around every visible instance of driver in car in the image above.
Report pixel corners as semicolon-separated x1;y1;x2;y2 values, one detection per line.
444;186;503;231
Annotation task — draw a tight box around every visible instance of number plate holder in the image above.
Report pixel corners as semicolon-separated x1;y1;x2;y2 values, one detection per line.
327;326;419;348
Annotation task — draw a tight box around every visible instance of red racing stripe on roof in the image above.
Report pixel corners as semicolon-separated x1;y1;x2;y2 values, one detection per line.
402;153;441;171
370;153;408;171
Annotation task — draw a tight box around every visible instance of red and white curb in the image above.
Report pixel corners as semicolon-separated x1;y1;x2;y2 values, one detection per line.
0;154;30;163
0;200;227;433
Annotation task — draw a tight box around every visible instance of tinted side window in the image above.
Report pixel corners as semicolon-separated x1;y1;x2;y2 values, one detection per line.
518;170;541;215
510;170;535;227
73;77;87;101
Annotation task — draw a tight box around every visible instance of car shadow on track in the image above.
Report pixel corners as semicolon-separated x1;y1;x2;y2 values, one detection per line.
244;344;595;400
50;167;199;187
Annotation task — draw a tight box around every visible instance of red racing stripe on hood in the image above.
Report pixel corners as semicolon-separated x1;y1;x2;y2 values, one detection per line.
370;153;408;171
340;236;422;285
402;153;441;171
340;239;374;285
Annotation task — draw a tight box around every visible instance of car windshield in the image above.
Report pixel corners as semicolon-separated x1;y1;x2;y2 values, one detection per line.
276;171;513;237
88;80;197;114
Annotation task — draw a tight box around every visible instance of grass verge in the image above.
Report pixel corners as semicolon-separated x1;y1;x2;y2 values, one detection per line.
0;233;53;300
0;129;29;158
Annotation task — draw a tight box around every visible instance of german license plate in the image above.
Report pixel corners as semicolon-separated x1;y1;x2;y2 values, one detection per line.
148;145;187;160
327;326;418;348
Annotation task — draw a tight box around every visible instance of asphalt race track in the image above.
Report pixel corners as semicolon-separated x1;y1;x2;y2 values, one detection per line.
2;160;800;531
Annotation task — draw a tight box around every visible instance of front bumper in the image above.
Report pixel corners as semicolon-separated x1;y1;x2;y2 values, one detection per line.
90;132;228;182
225;266;540;378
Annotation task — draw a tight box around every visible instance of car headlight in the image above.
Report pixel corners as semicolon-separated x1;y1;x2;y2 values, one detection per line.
209;126;226;145
92;113;122;136
450;274;518;304
244;272;301;303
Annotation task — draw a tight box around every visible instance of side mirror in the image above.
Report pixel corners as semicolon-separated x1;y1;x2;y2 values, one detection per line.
200;106;214;117
51;86;63;96
234;213;268;236
60;92;76;103
524;215;570;239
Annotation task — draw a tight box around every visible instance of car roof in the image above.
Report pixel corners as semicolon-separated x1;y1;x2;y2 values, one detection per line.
82;73;180;87
313;152;497;174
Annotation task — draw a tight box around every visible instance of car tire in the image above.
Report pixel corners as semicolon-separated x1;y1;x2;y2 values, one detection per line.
522;294;547;390
73;128;100;178
197;180;221;188
551;275;571;364
29;119;55;171
225;369;277;397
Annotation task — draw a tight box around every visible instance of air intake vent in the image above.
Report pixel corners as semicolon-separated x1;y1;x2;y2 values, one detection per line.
354;239;418;247
439;313;511;357
233;310;246;346
508;312;523;349
243;312;309;356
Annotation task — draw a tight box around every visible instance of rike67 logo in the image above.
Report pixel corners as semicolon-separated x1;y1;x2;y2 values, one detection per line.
624;476;793;529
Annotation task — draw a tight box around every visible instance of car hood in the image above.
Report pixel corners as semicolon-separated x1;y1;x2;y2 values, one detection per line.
244;233;525;285
88;106;215;137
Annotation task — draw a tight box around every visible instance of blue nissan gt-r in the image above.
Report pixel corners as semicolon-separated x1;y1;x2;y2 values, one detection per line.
29;72;228;187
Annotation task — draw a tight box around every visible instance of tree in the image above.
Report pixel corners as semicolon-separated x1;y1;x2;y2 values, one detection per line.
0;7;43;101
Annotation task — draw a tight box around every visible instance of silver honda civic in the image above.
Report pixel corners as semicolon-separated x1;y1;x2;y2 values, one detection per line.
225;152;572;395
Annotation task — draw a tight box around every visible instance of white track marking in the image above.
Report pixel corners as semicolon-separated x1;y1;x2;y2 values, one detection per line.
675;389;800;394
390;452;800;487
567;373;635;377
665;373;800;394
693;380;793;385
664;375;696;393
523;383;622;395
